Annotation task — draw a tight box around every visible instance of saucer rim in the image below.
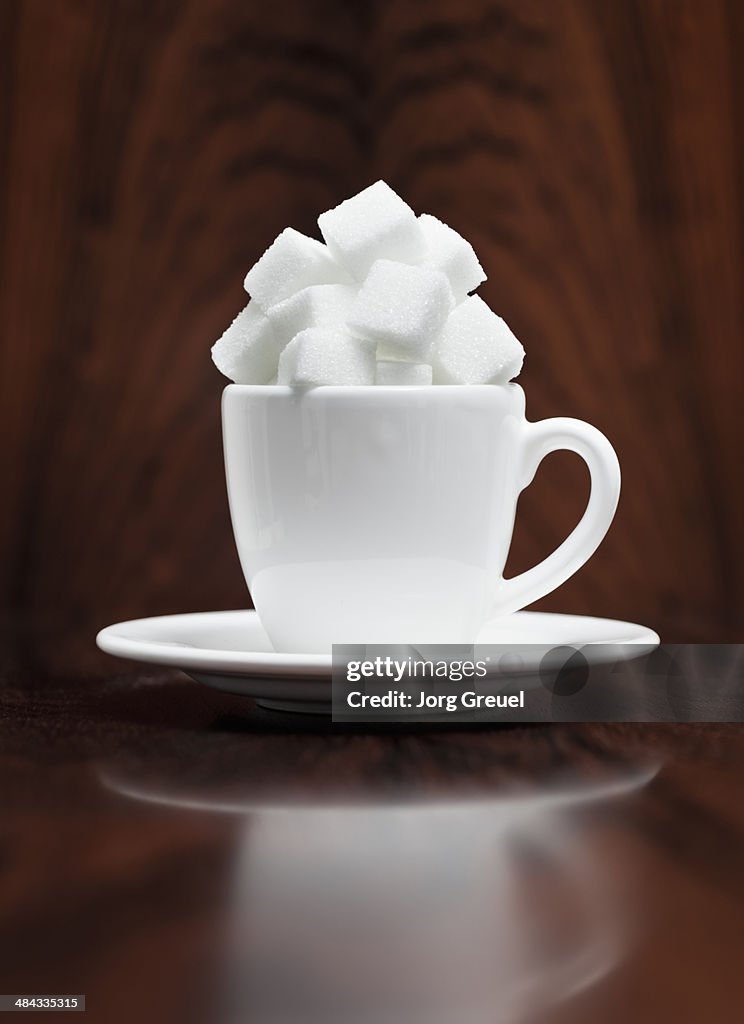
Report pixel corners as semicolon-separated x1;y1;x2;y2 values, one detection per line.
96;609;660;679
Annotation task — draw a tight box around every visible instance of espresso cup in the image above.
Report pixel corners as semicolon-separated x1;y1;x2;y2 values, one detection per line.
222;385;620;653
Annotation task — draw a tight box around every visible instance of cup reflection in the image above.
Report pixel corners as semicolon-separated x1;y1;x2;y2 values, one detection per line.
101;766;655;1024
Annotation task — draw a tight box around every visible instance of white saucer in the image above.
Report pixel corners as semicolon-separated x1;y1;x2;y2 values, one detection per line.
96;610;659;713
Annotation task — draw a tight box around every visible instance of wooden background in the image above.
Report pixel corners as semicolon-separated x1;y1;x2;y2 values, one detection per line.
1;0;742;675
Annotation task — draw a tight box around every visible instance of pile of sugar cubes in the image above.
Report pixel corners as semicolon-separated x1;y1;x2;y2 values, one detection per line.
211;181;525;387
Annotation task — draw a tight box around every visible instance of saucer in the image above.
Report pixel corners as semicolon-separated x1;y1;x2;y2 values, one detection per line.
96;610;659;713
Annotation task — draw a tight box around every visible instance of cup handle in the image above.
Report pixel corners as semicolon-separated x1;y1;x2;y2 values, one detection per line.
496;417;621;615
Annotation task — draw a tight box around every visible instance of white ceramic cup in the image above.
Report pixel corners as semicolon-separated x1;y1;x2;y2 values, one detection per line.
222;384;620;653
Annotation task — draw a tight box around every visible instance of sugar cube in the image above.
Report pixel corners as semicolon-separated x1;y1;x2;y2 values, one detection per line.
211;303;282;384
277;328;376;387
431;296;525;384
348;259;454;360
244;228;350;311
267;283;357;347
318;181;425;281
419;214;486;302
375;360;433;386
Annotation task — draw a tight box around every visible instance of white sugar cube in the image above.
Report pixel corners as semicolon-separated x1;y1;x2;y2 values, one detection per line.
244;228;350;311
277;328;375;387
348;259;454;361
375;360;433;386
267;283;357;347
432;296;525;384
211;303;282;384
318;181;425;281
419;214;486;302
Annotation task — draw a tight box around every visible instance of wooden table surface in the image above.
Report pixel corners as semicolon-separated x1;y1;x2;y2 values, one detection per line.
2;660;744;1023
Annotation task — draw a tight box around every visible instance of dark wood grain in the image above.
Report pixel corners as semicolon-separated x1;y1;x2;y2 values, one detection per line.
0;0;743;678
2;665;744;1023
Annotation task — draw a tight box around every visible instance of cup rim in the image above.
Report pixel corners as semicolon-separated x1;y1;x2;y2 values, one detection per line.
223;382;524;396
